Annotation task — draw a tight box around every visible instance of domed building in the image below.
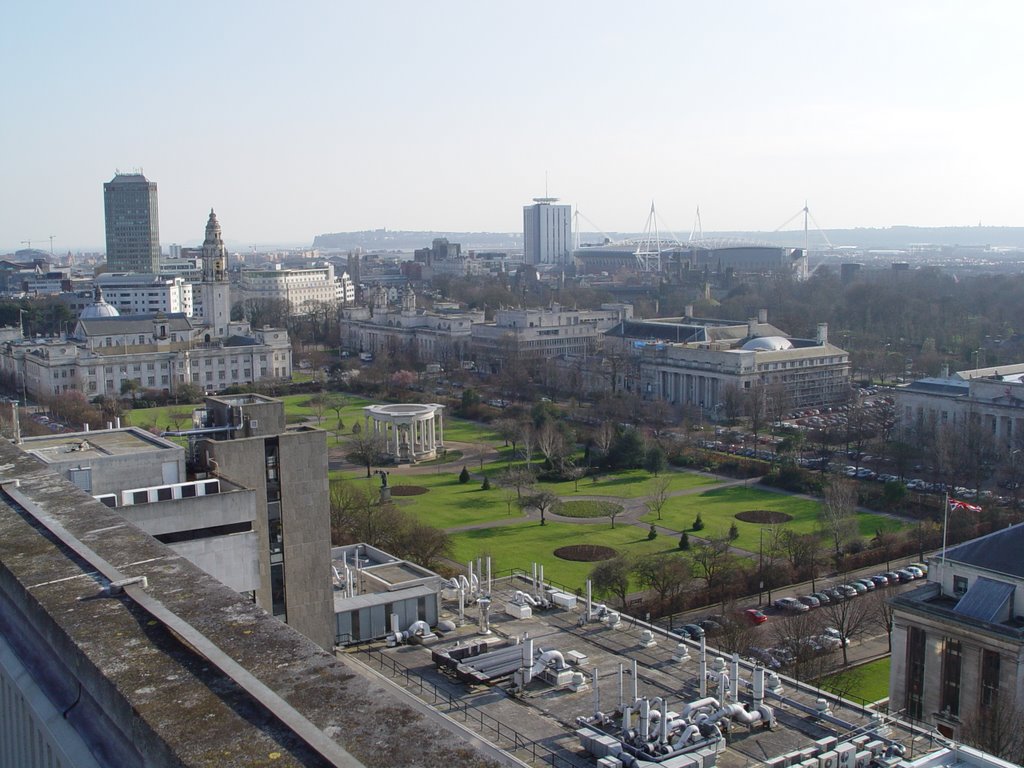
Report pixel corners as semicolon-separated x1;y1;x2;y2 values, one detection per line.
78;285;120;320
599;309;850;411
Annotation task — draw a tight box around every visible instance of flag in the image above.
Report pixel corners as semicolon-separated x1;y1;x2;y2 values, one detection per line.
949;498;981;513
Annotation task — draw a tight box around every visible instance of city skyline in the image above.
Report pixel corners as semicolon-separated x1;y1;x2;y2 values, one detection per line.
2;1;1022;251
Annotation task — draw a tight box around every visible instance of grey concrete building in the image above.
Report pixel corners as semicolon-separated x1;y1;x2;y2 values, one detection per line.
22;427;260;599
889;524;1024;739
0;438;502;767
197;394;334;649
103;172;161;273
523;196;571;266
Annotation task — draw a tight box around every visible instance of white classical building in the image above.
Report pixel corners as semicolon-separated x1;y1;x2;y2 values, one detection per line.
338;286;484;368
239;263;355;313
363;403;444;464
895;364;1024;451
0;211;293;400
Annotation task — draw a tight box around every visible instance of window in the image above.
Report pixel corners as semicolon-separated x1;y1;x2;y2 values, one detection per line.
940;638;962;717
953;575;968;597
981;649;1000;709
906;626;926;719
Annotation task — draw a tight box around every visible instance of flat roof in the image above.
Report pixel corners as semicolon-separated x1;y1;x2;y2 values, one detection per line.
0;441;503;767
22;427;180;463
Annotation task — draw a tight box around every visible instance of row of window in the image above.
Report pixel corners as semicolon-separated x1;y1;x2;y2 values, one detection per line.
905;626;1000;720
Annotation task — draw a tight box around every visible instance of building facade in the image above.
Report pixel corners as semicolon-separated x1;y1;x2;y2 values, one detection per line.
196;394;334;649
604;310;851;411
95;273;194;316
239;263;355;313
0;315;292;401
103;172;161;273
895;364;1024;452
524;197;572;266
889;525;1024;739
469;303;634;373
338;286;483;367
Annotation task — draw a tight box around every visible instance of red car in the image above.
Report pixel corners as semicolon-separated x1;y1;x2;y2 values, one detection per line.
744;608;768;625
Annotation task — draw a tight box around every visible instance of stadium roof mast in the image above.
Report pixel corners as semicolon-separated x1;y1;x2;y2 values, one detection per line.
634;201;686;273
775;201;833;280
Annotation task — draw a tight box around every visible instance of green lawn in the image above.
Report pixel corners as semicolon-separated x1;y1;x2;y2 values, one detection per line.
639;486;906;552
819;657;890;703
334;471;519;529
539;468;717;498
558;500;624;519
449;521;675;593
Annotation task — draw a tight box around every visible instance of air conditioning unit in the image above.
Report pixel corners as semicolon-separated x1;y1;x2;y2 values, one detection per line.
818;752;837;768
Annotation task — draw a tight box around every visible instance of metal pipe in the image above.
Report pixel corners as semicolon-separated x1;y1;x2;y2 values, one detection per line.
586;579;593;621
731;653;740;704
486;556;492;594
538;564;544;599
618;662;624;711
699;637;707;697
632;659;639;702
592;668;600;718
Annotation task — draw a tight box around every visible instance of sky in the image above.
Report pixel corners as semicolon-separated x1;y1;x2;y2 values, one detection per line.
1;1;1022;251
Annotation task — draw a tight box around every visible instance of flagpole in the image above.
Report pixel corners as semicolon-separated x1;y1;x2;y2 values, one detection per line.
942;492;949;574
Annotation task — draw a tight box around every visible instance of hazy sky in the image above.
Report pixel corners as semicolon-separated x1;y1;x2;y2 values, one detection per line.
2;1;1021;251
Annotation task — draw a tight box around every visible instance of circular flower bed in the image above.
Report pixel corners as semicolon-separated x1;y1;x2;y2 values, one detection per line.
554;544;618;562
558;500;624;519
734;510;793;524
390;485;429;496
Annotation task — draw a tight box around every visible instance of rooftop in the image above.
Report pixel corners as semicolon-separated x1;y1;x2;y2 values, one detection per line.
943;522;1024;579
0;440;504;767
22;427;179;462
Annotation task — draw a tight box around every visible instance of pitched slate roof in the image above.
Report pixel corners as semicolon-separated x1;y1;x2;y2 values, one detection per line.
944;522;1024;579
76;313;195;335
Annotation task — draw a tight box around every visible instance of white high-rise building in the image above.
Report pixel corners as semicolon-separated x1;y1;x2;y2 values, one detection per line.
523;197;571;266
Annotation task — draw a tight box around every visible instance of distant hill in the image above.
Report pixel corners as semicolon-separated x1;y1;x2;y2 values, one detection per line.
313;226;1024;252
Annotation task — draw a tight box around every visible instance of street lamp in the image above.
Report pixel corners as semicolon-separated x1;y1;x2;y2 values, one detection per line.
758;527;764;605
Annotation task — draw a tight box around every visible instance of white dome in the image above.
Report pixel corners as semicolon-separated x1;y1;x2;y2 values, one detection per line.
80;302;120;319
741;336;792;351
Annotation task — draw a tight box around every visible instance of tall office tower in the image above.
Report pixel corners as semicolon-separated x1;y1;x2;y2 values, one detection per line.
523;196;572;266
103;172;161;273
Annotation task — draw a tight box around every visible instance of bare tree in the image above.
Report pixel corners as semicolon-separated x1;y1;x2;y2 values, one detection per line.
865;588;896;653
645;476;672;521
536;421;568;473
635;554;692;616
590;554;633;610
768;612;832;682
499;465;535;502
345;430;388;478
820;587;876;665
520;490;560;526
820;478;859;561
960;698;1024;765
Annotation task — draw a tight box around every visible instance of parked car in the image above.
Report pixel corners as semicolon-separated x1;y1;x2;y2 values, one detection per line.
823;587;846;602
747;646;781;669
909;562;929;575
773;597;810;613
811;591;832;605
698;619;724;636
743;608;768;625
870;574;890;588
822;627;850;646
836;584;860;598
904;565;924;579
884;571;902;584
895;569;915;583
852;578;876;592
797;595;821;608
681;623;705;640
